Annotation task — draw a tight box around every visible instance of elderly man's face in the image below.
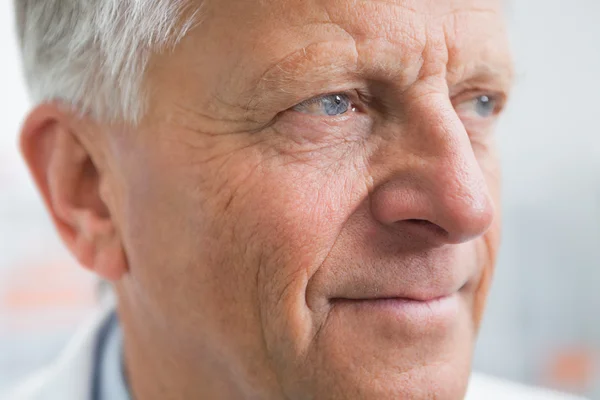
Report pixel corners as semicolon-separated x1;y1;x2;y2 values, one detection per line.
103;0;512;398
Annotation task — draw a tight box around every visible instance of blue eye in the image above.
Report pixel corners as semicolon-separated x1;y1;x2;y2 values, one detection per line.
293;94;354;116
474;95;497;118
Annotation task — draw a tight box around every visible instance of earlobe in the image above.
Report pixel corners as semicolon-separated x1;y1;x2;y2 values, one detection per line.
19;104;128;281
94;232;128;282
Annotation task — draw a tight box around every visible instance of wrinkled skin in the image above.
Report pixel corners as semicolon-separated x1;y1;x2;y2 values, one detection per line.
21;0;513;398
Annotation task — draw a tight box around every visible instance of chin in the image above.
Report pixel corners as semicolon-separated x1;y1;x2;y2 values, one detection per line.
285;296;476;399
297;356;473;400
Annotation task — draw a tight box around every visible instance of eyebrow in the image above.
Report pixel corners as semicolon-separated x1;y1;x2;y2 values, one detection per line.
245;40;362;110
448;63;515;94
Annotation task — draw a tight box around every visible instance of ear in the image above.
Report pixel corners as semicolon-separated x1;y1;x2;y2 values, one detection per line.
19;104;127;281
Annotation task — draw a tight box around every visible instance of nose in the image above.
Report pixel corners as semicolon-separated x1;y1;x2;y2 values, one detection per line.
369;95;495;245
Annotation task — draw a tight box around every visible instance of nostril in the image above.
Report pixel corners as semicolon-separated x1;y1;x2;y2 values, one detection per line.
406;219;428;225
404;219;449;238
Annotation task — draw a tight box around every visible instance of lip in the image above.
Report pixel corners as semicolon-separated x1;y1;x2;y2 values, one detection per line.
330;293;461;326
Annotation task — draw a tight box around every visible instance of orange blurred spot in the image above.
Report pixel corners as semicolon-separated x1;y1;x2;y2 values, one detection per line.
1;262;96;311
3;287;94;310
546;347;596;392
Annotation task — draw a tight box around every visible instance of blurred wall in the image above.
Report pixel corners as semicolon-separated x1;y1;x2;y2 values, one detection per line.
473;0;600;396
0;0;598;397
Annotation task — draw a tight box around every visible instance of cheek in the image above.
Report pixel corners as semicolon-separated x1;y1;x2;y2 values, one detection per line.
231;139;371;270
118;155;220;304
228;148;371;346
252;173;361;282
113;136;272;353
116;130;370;344
471;217;501;329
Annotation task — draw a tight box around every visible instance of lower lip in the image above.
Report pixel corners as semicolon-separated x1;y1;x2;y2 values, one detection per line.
332;294;460;325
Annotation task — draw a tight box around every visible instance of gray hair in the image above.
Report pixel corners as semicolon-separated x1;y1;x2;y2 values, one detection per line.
14;1;199;124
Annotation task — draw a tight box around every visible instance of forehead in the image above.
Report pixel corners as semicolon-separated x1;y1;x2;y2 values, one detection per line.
157;0;511;108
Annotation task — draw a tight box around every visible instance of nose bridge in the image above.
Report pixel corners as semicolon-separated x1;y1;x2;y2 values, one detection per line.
407;91;465;157
416;95;481;181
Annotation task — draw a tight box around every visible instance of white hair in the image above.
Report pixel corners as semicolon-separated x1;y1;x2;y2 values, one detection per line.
14;1;199;124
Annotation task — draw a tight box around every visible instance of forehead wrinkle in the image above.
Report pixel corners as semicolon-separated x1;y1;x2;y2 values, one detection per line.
253;19;358;85
321;0;503;48
353;0;502;16
248;1;480;86
439;4;512;89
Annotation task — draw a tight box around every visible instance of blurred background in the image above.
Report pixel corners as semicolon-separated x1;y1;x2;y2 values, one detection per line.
0;0;598;398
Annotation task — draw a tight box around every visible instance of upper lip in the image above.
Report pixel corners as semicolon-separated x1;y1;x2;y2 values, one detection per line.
310;256;473;308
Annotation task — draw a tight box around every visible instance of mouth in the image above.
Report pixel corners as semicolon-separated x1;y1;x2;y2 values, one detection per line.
329;289;464;328
330;279;468;305
316;254;475;329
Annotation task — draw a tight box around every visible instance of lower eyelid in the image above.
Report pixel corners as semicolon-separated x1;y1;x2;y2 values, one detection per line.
288;111;355;124
280;107;369;128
